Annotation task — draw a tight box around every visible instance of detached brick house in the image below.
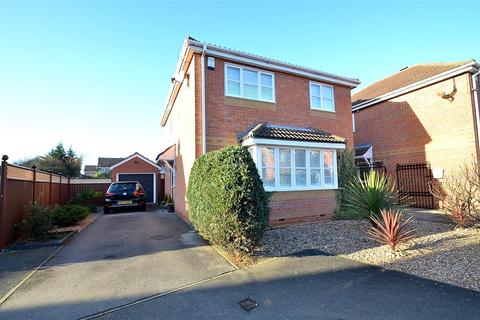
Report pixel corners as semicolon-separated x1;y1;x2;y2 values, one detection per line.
157;37;360;225
353;60;480;207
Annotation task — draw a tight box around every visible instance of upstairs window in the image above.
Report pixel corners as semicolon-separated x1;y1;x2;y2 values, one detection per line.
310;82;335;112
225;64;275;102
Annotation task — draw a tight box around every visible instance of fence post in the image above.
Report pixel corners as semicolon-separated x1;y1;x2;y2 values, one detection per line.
48;170;53;205
67;176;71;202
0;155;9;248
59;175;62;204
32;165;37;204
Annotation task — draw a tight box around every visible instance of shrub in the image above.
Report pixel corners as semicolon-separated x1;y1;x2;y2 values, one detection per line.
52;204;89;227
165;194;173;204
334;148;357;219
368;209;416;251
430;159;480;228
448;207;469;228
344;170;404;220
334;208;366;220
69;189;102;207
187;145;270;253
25;202;53;240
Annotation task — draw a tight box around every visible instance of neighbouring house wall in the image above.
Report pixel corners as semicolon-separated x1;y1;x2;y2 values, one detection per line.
354;73;478;181
201;56;354;225
165;57;198;221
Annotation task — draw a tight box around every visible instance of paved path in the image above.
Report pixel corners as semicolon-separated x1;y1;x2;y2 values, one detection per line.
403;207;450;223
94;252;480;320
0;247;58;299
0;209;234;320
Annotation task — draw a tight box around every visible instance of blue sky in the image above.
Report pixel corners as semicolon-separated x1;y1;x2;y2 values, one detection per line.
1;0;478;166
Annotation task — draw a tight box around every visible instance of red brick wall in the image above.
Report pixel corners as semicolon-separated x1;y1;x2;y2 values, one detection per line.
198;56;354;224
354;73;479;182
111;156;162;203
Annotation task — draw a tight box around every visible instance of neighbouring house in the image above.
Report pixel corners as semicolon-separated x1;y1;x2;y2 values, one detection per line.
97;157;123;176
352;59;480;208
156;37;360;225
83;165;97;177
109;152;164;204
14;156;45;168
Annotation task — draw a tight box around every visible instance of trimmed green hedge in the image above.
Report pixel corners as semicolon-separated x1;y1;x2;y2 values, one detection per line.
53;204;89;227
187;145;270;253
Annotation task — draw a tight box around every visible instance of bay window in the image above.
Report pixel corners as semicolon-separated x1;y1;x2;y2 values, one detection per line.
323;150;335;186
260;147;275;187
295;149;307;187
279;148;292;187
225;64;275;102
250;145;338;191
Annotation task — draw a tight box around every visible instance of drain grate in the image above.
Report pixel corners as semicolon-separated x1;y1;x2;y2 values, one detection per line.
239;298;258;312
291;249;333;257
103;254;117;259
150;234;173;240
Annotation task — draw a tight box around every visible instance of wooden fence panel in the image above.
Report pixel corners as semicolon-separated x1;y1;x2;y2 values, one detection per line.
0;158;113;248
3;179;33;247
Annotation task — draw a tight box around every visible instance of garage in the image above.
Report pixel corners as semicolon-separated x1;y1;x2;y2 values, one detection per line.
118;173;155;203
109;152;164;204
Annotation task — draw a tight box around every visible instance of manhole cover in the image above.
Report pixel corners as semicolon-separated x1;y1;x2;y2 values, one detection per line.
239;298;257;312
150;235;173;240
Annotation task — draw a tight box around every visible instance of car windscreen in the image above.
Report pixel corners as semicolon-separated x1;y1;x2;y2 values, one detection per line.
108;183;136;193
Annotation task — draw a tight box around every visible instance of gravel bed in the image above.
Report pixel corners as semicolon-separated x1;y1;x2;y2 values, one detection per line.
257;220;480;291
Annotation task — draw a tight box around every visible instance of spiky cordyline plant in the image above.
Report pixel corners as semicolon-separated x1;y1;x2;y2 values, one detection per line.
344;170;406;220
368;209;416;251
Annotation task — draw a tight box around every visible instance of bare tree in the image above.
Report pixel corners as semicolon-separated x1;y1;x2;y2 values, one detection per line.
430;159;480;227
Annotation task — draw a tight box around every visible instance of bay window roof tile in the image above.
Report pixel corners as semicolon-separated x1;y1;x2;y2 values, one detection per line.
239;124;346;144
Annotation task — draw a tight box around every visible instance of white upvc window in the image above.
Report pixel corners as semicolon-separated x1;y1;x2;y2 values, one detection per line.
250;145;338;191
310;82;335;112
225;63;275;102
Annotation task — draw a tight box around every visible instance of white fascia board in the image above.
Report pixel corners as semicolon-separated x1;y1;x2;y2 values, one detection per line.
110;153;162;170
205;48;359;88
161;43;194;126
352;62;480;112
241;137;346;149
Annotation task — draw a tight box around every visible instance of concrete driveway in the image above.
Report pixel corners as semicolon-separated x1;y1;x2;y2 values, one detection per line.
97;252;480;320
0;208;235;320
2;209;479;320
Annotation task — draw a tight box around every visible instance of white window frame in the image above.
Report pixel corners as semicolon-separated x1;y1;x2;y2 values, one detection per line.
309;81;335;112
224;63;276;103
248;143;340;192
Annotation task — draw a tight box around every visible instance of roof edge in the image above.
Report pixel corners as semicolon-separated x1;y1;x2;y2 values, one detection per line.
187;38;360;87
352;60;480;112
109;152;162;170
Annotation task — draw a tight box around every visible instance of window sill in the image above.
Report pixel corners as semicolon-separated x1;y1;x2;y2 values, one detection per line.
224;96;276;111
265;186;338;192
310;109;336;119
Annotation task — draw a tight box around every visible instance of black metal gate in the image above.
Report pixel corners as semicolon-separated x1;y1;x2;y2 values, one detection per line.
356;160;387;179
396;162;434;209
